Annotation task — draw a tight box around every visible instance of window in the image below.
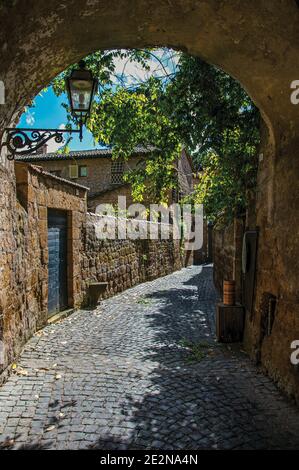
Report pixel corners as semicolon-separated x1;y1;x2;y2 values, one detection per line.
69;165;78;179
79;165;88;177
111;160;124;185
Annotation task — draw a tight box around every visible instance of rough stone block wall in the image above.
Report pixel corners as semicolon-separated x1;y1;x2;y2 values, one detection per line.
0;163;87;379
0;172;184;379
0;163;34;378
212;123;299;403
213;218;244;303
243;124;299;403
177;149;194;197
213;222;234;296
81;214;183;304
193;220;212;265
16;163;88;314
88;184;134;213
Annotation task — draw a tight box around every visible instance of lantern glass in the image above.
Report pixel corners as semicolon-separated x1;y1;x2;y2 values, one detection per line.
69;80;94;114
66;64;98;117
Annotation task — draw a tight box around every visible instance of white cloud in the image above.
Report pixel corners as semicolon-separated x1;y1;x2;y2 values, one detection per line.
26;110;35;126
47;124;66;153
112;49;180;86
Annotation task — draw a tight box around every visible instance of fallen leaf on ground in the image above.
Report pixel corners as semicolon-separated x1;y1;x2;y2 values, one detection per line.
45;426;55;432
16;368;28;376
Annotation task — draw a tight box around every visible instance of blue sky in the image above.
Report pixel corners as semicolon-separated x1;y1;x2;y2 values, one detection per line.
19;49;179;152
19;89;97;151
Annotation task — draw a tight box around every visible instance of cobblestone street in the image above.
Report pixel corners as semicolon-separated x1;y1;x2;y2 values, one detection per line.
0;265;299;450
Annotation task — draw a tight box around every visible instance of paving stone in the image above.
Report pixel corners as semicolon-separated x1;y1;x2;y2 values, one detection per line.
0;265;299;450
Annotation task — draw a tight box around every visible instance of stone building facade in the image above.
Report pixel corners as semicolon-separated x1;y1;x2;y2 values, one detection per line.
0;162;88;378
16;147;195;212
0;161;183;381
17;147;148;197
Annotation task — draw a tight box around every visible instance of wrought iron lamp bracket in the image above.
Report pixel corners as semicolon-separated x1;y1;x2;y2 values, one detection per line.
1;127;81;160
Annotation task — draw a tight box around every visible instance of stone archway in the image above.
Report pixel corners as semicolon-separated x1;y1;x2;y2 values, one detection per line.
0;0;299;400
0;0;298;137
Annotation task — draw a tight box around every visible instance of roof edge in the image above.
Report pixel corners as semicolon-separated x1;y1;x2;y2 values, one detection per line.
15;162;90;191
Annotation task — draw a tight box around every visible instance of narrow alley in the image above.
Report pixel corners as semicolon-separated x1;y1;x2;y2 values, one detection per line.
0;265;299;450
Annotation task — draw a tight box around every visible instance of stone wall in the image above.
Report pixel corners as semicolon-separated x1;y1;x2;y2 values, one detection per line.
176;149;194;198
212;130;299;404
213;222;234;297
88;184;134;213
193;220;213;265
18;149;194;213
0;165;184;379
15;163;88;311
213;218;244;303
0;163;88;378
81;214;183;304
243;124;299;403
0;162;31;375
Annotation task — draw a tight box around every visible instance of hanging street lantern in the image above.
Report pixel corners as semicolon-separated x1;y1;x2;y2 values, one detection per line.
2;61;98;159
66;60;98;142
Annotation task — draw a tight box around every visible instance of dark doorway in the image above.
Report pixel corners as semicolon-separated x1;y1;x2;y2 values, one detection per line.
48;209;68;317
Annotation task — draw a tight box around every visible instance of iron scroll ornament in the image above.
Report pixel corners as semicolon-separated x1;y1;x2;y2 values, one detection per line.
2;128;81;160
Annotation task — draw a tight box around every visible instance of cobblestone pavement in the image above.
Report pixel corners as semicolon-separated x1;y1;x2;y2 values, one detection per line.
1;265;299;450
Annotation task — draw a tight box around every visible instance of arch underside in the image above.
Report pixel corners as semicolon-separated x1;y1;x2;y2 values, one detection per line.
0;0;299;141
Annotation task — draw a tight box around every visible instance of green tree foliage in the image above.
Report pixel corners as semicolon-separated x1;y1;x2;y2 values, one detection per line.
52;49;260;218
89;79;181;203
165;55;260;222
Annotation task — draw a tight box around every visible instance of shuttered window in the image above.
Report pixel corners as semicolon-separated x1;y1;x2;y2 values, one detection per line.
69;165;78;179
